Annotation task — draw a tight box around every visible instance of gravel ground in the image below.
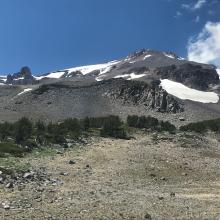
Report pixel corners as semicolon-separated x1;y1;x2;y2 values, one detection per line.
0;131;220;219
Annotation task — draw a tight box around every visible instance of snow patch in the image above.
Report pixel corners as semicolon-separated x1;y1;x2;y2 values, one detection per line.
178;57;185;61
42;71;66;79
66;60;120;76
163;53;175;59
0;76;7;82
160;79;219;103
114;74;130;79
114;73;146;80
216;69;220;79
17;88;33;96
128;73;146;80
143;54;152;60
14;77;25;81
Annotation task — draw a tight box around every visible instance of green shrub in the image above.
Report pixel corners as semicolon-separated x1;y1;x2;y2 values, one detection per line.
14;117;33;144
180;118;220;133
100;116;127;139
0;142;27;157
159;121;176;133
126;115;176;133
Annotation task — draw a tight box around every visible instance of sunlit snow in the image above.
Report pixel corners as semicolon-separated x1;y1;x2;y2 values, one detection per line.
17;88;33;96
65;60;120;76
216;69;220;79
163;53;175;59
114;73;146;80
160;79;219;103
143;55;152;60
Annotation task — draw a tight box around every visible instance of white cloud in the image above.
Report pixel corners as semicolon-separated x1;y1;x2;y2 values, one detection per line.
174;11;182;18
194;15;200;23
187;22;220;67
194;0;206;10
182;0;206;11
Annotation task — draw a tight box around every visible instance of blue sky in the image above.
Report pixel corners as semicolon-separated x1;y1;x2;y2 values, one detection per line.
0;0;220;75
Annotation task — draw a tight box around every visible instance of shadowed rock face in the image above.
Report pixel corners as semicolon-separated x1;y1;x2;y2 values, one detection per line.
6;66;37;85
154;63;219;90
102;79;184;113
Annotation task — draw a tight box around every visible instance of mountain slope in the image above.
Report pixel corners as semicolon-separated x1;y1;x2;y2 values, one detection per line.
0;49;220;124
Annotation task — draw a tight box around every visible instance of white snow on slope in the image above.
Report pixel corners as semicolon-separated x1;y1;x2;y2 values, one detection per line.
17;88;33;96
40;71;66;79
114;74;130;79
143;54;152;60
113;73;146;80
160;79;219;103
216;69;220;79
129;73;146;80
163;53;175;59
65;60;120;76
0;76;7;82
35;60;120;80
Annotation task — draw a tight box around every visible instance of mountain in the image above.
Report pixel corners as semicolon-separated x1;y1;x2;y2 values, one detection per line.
0;49;220;124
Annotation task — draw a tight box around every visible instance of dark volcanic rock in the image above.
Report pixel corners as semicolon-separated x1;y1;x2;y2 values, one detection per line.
103;79;183;113
155;63;219;90
6;66;37;85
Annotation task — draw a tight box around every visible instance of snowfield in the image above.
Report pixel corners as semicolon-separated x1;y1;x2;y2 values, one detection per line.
113;73;146;80
65;60;120;76
17;88;33;96
35;60;120;80
35;71;66;79
217;69;220;79
143;54;152;60
163;53;175;59
160;79;219;103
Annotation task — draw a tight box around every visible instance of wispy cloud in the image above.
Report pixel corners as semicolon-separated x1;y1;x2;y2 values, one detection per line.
194;15;200;23
187;22;220;67
174;11;182;18
182;0;206;11
194;0;206;10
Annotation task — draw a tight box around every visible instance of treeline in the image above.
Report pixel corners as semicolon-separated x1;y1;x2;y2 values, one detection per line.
0;116;126;147
180;118;220;133
127;115;176;133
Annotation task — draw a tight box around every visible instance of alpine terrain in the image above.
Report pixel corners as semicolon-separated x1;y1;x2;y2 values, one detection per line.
1;49;220;220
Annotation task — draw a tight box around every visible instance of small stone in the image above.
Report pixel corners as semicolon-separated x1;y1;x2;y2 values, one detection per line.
179;117;186;121
0;176;4;184
170;192;176;197
56;151;64;155
23;172;34;179
149;173;156;178
60;172;69;176
144;213;152;219
181;172;187;176
69;160;76;165
160;177;166;181
2;202;10;210
5;182;13;189
158;196;164;200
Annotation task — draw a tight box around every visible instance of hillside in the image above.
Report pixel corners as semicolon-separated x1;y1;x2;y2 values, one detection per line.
0;49;220;125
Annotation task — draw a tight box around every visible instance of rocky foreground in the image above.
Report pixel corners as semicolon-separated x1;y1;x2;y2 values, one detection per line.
0;131;220;220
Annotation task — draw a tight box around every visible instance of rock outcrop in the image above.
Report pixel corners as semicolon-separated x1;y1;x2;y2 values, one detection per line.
103;79;183;113
6;67;37;85
154;63;219;90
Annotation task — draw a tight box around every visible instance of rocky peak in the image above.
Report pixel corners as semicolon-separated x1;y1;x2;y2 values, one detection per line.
6;66;37;85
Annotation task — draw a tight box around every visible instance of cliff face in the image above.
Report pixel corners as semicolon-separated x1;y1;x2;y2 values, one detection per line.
154;63;219;90
6;67;37;85
102;79;184;113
